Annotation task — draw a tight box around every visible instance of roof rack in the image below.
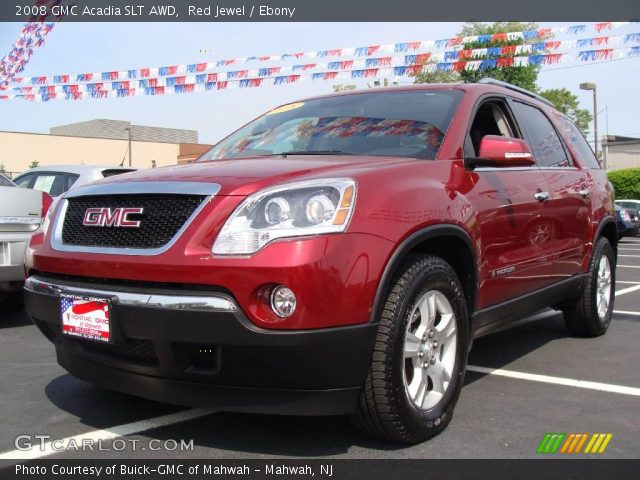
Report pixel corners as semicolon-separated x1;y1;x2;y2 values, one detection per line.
477;78;555;108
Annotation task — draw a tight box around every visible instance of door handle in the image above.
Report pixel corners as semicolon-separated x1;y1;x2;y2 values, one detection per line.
579;189;591;198
534;191;550;202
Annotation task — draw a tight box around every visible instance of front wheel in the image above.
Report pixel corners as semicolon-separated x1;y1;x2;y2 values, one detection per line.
352;255;469;444
562;237;615;337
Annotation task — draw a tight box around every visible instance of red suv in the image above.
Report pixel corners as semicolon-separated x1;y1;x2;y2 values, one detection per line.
25;79;617;444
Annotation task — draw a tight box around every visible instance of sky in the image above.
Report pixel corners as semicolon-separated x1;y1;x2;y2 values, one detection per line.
0;22;639;146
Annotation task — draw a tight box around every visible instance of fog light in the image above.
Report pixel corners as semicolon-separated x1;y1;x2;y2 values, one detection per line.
270;285;296;318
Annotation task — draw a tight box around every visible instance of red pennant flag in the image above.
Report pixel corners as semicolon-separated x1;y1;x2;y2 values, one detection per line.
497;57;514;68
206;73;218;82
595;22;612;32
408;42;421;50
545;54;563;64
195;63;207;72
545;41;562;50
501;45;517;56
140;68;150;78
217;81;228;90
368;46;380;56
416;53;432;64
339;60;354;70
453;62;466;72
491;33;508;42
364;68;378;77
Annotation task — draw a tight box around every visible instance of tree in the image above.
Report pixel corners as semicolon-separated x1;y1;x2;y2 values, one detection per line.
414;22;543;90
333;84;356;92
0;163;5;174
29;160;39;168
457;22;542;91
539;88;593;134
414;69;460;85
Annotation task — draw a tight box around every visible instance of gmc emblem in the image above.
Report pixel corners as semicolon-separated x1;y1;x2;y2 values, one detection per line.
82;207;144;228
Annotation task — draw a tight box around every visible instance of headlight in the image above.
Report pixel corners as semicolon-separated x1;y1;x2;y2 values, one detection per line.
212;178;356;255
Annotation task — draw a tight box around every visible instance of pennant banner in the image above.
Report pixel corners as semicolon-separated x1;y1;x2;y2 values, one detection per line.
0;0;72;90
8;36;639;92
3;47;639;102
9;22;635;87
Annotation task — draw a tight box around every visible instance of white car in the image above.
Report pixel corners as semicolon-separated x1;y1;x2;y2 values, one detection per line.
0;175;52;310
13;165;137;197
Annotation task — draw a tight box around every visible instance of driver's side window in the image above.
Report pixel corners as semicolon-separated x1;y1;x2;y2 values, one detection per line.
465;99;519;157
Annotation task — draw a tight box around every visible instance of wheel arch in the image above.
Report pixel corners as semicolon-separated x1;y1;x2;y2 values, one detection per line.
371;225;477;325
594;216;618;259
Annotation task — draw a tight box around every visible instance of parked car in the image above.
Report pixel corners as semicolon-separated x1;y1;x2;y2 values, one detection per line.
14;165;137;197
615;200;640;234
615;205;639;239
25;80;617;444
1;178;52;310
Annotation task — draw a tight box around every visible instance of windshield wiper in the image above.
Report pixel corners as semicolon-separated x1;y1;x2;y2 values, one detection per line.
278;150;353;156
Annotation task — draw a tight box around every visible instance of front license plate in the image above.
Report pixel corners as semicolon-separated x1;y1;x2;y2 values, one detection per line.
60;293;112;343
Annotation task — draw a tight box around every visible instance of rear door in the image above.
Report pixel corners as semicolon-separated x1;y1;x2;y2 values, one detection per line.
465;96;555;311
509;101;592;278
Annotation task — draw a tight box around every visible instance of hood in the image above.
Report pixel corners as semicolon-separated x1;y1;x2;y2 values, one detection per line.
92;155;412;196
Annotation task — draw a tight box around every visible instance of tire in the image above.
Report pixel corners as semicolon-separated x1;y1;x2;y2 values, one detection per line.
352;254;469;444
562;237;615;337
0;292;25;313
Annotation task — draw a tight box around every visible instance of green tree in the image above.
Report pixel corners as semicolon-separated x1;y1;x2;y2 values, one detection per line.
457;22;542;90
413;69;460;84
29;160;39;168
414;22;543;89
0;163;5;174
539;88;593;134
333;84;356;92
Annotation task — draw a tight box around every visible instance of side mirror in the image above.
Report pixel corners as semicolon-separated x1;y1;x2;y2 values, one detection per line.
468;135;536;168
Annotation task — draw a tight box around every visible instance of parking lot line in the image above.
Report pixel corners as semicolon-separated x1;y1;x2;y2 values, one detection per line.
616;281;640;285
613;310;640;316
617;265;640;268
618;254;640;257
615;284;640;296
466;365;640;397
0;408;216;461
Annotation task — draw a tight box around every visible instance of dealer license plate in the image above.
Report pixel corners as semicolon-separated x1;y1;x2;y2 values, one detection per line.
60;293;112;343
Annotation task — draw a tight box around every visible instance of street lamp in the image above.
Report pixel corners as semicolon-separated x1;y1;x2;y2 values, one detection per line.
580;82;598;160
124;125;133;167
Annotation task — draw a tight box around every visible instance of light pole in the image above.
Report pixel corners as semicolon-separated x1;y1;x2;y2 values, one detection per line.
125;126;133;167
580;82;598;159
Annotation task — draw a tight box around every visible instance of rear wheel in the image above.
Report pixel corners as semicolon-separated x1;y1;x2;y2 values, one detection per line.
562;237;615;337
352;255;469;444
0;292;24;313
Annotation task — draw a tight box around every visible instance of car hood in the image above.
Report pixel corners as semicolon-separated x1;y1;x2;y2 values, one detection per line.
89;155;412;196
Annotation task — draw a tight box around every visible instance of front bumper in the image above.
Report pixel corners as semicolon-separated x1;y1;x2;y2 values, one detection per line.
25;276;377;415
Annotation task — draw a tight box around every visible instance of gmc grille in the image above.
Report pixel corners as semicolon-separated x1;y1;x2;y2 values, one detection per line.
61;194;206;249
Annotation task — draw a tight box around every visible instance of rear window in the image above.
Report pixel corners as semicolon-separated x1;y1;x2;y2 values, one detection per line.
0;175;14;187
200;90;463;161
33;174;66;196
555;114;601;169
102;169;136;178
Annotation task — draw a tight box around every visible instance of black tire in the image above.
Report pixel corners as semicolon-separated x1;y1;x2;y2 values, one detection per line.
0;292;25;313
562;237;615;337
352;254;469;444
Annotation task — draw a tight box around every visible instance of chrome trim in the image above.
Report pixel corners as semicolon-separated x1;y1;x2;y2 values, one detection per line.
24;276;238;312
51;181;221;256
0;216;41;232
64;181;221;198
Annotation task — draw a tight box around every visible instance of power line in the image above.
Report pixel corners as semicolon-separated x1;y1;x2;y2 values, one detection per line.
540;55;640;73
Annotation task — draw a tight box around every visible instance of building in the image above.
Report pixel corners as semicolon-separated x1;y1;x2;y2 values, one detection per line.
50;119;198;144
603;135;640;171
0;119;212;177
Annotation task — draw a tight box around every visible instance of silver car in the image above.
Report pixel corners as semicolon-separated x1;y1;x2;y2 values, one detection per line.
13;165;137;197
0;174;51;310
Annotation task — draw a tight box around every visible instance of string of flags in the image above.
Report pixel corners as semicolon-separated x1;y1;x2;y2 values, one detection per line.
8;32;639;90
0;0;70;90
3;46;638;102
8;21;635;87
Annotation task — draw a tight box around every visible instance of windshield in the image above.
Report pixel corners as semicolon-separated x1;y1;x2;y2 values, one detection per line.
200;90;462;161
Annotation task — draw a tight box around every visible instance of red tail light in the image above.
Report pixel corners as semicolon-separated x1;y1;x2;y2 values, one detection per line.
41;192;53;218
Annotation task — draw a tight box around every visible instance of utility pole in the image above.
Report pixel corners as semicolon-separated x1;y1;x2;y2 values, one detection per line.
127;126;133;167
580;82;598;158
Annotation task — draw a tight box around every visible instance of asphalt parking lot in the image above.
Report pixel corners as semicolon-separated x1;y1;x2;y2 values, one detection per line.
1;237;639;461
